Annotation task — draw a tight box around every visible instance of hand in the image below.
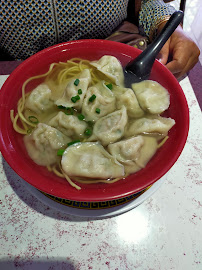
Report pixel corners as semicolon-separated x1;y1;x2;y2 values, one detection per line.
157;24;200;78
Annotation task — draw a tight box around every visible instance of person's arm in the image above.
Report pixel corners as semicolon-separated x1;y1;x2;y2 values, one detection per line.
139;0;176;40
139;0;200;78
157;22;200;78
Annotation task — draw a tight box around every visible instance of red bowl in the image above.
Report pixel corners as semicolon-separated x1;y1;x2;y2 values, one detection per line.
0;39;189;201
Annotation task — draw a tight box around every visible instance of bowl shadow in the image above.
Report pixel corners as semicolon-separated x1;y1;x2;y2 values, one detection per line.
0;257;76;270
2;157;113;221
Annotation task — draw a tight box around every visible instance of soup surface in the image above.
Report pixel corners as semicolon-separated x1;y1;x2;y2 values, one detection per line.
11;56;175;190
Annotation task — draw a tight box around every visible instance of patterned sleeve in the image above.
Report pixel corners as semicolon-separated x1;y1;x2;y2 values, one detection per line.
139;0;176;41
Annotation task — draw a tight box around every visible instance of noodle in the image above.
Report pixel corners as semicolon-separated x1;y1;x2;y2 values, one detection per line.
62;169;81;190
73;176;126;185
157;136;169;148
11;57;171;191
52;164;65;178
11;58;117;190
11;62;57;134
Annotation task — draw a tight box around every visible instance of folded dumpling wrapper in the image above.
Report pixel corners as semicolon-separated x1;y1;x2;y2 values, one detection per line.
93;106;128;146
113;85;144;118
49;111;87;139
61;142;124;179
24;123;70;166
55;69;91;109
108;136;158;175
126;116;175;138
90;55;124;86
108;136;144;165
25;84;54;114
132;80;170;114
82;81;116;121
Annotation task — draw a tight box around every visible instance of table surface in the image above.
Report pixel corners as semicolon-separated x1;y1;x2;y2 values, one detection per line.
0;68;202;270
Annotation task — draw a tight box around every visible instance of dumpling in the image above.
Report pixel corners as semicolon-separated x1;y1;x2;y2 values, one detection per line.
90;55;124;86
108;136;158;175
24;123;70;166
61;142;124;179
124;136;158;175
113;85;144;118
108;136;144;165
82;81;116;121
55;69;91;109
93;106;128;146
132;80;170;114
25;84;54;114
126;116;175;138
49;111;87;139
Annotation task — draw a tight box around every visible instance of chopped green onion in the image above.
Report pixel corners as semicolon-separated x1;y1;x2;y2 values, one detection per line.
57;105;66;109
106;83;113;90
57;149;65;156
71;95;80;103
27;129;32;134
78;114;85;120
95;108;100;114
65;107;74;115
78;89;82;95
71;97;77;103
58;105;74;115
84;128;92;136
67;140;81;147
74;79;80;86
89;94;96;102
28;116;39;124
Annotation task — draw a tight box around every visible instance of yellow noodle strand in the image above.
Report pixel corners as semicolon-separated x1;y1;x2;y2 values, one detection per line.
52;165;65;178
12;63;57;133
47;165;52;172
157;136;169;148
62;170;81;190
12;114;27;134
11;58;116;190
74;176;124;185
10;110;15;123
18;109;36;127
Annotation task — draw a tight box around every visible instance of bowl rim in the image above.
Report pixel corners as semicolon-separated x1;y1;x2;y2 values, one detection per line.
0;39;189;201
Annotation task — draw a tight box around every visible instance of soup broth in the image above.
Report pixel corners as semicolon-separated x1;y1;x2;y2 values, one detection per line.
11;56;175;190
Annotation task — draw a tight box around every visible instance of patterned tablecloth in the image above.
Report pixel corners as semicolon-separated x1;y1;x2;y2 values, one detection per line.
0;73;201;270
